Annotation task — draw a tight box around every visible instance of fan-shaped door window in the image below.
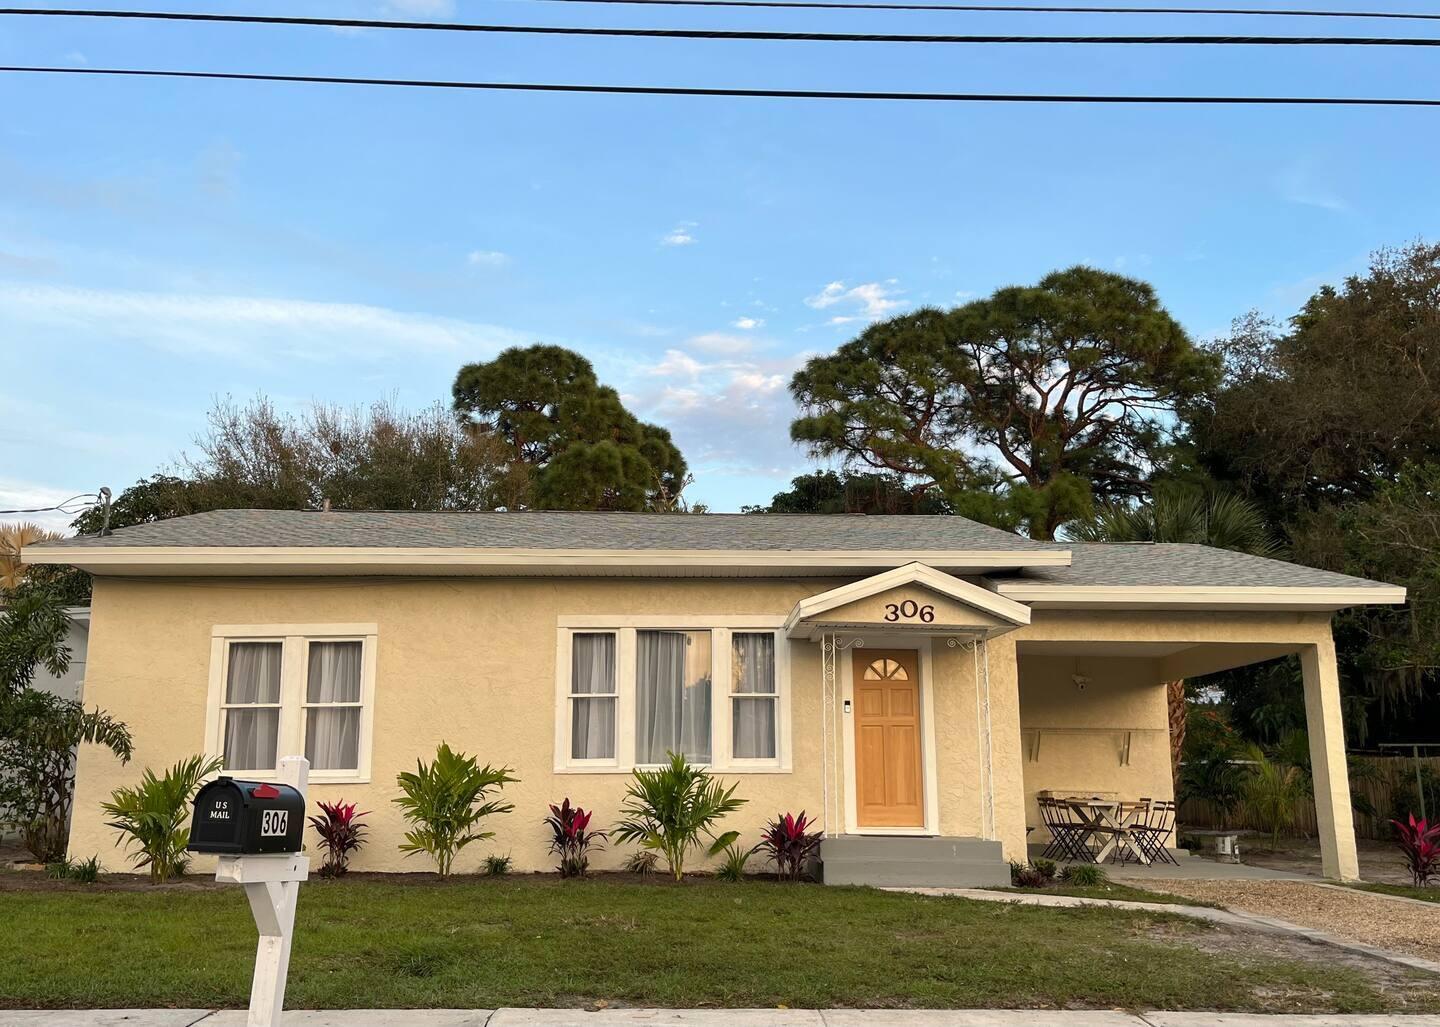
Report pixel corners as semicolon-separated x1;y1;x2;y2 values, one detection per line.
863;657;910;681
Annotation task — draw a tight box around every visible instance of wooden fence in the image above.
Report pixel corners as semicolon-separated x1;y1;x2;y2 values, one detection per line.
1177;755;1440;841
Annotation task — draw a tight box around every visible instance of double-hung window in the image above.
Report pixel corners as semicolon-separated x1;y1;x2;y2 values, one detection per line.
557;620;787;772
208;625;377;783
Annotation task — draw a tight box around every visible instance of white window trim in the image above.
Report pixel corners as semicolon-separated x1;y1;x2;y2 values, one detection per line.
554;616;790;775
206;623;378;785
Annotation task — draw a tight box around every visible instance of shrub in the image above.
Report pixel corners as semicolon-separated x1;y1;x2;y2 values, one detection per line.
308;800;369;877
100;754;222;883
758;810;823;882
1243;744;1306;850
715;840;757;882
611;751;746;882
482;853;513;876
545;798;607;878
394;743;517;878
1059;863;1107;887
1031;857;1058;881
623;850;660;875
1391;812;1440;888
46;854;101;883
0;689;132;862
1012;864;1049;889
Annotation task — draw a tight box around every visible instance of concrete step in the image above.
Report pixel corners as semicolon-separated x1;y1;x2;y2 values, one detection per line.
820;835;1010;888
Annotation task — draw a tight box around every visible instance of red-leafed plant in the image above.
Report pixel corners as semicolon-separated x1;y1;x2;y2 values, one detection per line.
546;798;607;878
1391;812;1440;888
308;800;369;878
759;810;823;882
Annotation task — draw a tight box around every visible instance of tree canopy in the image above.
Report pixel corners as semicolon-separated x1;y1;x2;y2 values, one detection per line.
790;266;1218;539
452;344;689;511
745;470;953;515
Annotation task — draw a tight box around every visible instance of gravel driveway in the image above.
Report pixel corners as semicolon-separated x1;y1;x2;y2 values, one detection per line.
1147;879;1440;964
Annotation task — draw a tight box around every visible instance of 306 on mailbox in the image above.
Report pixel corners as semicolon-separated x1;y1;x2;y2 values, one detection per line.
188;777;306;855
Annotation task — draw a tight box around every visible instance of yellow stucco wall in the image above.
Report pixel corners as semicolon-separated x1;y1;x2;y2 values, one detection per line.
67;577;1338;874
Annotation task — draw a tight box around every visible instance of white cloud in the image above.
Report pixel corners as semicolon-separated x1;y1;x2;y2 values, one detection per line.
731;316;764;330
685;332;758;357
1275;160;1349;213
804;279;905;322
0;479;92;535
661;222;697;246
467;249;511;267
0;282;529;366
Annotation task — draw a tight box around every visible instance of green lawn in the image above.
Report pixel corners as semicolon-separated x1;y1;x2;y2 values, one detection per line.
1351;882;1440;903
1;873;1435;1013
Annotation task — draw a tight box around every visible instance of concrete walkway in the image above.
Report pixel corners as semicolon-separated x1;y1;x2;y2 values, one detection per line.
9;1012;1440;1026
884;887;1440;976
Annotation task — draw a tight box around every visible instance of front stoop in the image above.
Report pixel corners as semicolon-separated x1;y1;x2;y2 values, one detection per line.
819;835;1010;888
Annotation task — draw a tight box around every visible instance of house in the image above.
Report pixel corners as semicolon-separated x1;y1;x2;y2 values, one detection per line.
23;509;1405;885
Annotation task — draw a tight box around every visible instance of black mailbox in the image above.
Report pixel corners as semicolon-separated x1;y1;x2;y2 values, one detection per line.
188;777;306;855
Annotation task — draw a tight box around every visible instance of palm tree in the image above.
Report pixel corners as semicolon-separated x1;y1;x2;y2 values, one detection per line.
1064;491;1279;780
0;522;62;591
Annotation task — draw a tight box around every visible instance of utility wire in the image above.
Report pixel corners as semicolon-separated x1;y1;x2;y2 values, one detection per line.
4;65;1439;105
3;8;1440;45
526;0;1440;19
0;494;99;515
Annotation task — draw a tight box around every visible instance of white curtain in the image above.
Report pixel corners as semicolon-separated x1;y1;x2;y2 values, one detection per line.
732;633;776;760
305;640;362;771
223;641;282;771
636;630;711;763
571;633;616;760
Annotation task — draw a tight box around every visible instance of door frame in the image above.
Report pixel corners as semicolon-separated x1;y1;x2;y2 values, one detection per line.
840;634;940;836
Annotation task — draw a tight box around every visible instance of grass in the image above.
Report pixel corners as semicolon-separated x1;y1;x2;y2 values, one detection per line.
1;873;1435;1013
1351;882;1440;904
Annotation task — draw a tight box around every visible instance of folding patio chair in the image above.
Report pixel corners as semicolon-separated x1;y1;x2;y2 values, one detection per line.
1132;799;1181;866
1038;796;1096;863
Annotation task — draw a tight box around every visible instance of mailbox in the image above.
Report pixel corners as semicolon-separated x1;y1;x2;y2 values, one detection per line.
189;777;306;855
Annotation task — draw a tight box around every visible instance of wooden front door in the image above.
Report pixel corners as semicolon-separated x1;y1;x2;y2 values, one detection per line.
853;649;925;828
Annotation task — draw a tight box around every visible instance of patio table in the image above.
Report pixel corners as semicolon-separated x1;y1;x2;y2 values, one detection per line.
1062;798;1151;865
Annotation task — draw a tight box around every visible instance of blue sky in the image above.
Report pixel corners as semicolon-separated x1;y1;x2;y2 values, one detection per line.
4;0;1439;528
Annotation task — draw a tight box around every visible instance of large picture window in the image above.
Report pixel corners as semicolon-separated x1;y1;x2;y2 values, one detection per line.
208;625;377;783
556;621;787;772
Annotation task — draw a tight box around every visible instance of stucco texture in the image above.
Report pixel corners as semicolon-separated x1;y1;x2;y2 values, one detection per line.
67;578;1343;875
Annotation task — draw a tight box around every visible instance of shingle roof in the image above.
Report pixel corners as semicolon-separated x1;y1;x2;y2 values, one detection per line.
991;542;1395;591
35;508;1061;553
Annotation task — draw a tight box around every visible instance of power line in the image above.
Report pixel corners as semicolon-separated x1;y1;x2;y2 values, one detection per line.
3;8;1440;45
526;0;1440;19
4;65;1439;105
0;494;99;516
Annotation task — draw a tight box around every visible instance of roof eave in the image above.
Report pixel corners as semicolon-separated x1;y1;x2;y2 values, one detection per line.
990;583;1407;611
21;545;1073;577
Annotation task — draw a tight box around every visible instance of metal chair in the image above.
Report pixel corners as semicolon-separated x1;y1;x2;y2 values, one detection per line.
1038;796;1096;863
1133;800;1181;866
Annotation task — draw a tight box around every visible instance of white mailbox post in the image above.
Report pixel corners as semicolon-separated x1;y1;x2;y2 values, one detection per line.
212;755;311;1027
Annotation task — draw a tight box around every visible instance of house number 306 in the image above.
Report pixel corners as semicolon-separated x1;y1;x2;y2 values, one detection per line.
883;600;935;622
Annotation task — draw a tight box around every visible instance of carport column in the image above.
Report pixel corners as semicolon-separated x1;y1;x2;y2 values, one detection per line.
1299;636;1360;882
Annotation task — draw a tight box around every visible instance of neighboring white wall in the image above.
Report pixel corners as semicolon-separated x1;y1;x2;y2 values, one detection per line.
33;610;89;703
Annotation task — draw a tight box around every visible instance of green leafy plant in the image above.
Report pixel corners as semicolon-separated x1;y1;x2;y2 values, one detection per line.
0;689;133;862
100;754;221;883
1059;863;1107;887
45;854;101;883
482;853;513;877
1010;862;1049;889
1031;857;1058;881
393;743;517;878
1243;744;1306;851
715;840;758;882
611;751;746;882
622;850;660;875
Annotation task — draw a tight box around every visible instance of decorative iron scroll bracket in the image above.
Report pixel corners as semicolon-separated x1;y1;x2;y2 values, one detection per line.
820;633;864;835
